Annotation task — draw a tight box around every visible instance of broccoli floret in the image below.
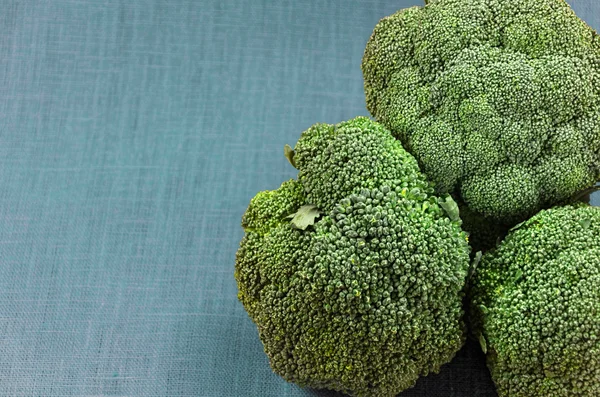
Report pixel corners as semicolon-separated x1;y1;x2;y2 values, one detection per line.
235;117;471;397
362;0;600;223
295;117;431;213
469;204;600;396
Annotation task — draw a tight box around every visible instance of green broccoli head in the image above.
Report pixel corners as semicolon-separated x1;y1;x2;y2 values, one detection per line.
362;0;600;223
235;117;471;397
469;204;600;396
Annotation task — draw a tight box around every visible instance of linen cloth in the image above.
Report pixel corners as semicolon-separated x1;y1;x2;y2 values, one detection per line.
0;1;598;396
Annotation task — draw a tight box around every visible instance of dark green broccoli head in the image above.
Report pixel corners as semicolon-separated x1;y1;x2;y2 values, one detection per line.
469;204;600;396
235;117;471;397
362;0;600;223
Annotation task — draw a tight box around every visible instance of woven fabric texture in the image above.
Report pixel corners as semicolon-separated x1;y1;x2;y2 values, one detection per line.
0;1;598;396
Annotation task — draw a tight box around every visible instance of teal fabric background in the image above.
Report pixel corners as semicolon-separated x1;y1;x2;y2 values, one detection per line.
0;1;598;396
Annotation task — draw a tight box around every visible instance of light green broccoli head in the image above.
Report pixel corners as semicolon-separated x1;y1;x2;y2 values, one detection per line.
469;204;600;396
362;0;600;223
235;117;471;397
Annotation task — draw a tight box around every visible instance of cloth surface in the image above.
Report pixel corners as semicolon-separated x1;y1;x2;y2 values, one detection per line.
0;1;598;396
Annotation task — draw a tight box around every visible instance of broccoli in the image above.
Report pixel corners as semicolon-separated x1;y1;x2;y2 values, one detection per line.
456;199;511;253
469;204;600;396
362;0;600;223
235;117;471;397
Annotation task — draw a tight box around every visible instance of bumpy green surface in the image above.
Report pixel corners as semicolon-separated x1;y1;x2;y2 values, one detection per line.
469;205;600;396
362;0;600;222
235;117;471;397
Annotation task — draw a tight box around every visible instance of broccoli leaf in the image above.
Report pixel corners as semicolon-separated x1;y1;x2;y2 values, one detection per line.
579;219;591;229
439;195;460;222
284;144;297;169
513;269;523;283
288;205;321;230
479;334;488;354
468;251;483;279
509;220;528;232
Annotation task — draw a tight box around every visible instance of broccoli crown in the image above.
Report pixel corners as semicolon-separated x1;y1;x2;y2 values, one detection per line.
235;117;471;397
469;204;600;396
362;0;600;222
